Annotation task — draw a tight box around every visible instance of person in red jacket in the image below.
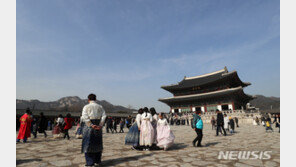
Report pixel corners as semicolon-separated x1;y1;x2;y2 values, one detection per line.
17;108;32;143
64;113;74;140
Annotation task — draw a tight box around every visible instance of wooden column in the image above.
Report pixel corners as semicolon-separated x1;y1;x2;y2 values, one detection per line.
232;101;235;110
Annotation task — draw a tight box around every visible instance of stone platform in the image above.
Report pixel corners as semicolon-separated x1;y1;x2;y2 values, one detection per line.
16;124;280;167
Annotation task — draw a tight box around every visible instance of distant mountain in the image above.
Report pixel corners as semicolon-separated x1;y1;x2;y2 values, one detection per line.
16;96;135;113
249;95;280;111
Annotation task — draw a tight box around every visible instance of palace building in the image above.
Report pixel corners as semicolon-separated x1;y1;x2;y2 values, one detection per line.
159;67;254;113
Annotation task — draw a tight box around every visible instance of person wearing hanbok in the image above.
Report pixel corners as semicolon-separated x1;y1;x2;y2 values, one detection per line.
52;114;64;139
75;116;84;139
81;94;107;167
125;108;143;150
140;107;154;150
224;114;229;131
156;113;175;150
17;108;32;143
150;107;158;146
253;117;258;125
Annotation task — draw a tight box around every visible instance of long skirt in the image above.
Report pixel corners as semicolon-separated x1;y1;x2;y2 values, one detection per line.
52;125;60;134
52;125;64;139
76;122;84;139
81;119;103;153
76;122;84;134
140;120;154;146
125;123;140;146
152;122;157;144
157;125;175;149
253;120;258;125
224;122;229;129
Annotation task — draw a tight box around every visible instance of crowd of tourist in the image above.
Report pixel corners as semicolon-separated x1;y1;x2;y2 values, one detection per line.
252;114;280;133
16;93;280;167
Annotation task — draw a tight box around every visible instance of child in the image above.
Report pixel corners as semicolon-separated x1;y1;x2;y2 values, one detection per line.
229;117;235;134
156;113;175;151
265;120;273;132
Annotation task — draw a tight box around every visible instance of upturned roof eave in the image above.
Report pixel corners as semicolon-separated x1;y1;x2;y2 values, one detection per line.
159;86;244;102
161;68;227;89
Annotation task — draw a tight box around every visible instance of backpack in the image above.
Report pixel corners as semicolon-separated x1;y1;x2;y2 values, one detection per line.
266;121;270;127
196;118;203;129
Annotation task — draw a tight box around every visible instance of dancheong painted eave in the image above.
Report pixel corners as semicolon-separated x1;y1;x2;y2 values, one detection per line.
160;67;250;91
158;86;254;103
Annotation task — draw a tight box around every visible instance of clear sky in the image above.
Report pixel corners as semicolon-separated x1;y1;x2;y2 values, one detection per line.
16;0;280;112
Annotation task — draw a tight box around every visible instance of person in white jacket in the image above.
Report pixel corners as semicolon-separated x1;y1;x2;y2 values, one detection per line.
81;94;106;167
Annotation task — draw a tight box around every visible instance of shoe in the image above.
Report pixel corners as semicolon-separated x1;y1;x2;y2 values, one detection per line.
131;146;136;150
94;162;101;166
84;164;94;167
192;141;196;147
197;145;203;147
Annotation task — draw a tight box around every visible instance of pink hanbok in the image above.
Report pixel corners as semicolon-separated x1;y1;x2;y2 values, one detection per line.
157;119;175;149
140;113;154;146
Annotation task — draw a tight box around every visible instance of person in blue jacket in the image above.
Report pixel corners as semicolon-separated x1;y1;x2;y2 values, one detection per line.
192;110;203;147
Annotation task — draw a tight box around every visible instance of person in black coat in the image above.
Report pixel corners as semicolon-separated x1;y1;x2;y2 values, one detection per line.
234;117;239;127
113;118;118;133
38;112;48;138
106;117;113;133
229;117;235;134
119;119;125;133
216;110;226;136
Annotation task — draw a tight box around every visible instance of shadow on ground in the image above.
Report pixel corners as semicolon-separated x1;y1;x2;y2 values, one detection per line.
205;142;220;147
16;158;42;165
101;153;154;166
169;143;188;151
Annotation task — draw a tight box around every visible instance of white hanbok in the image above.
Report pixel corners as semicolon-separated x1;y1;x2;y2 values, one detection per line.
253;119;258;125
140;112;154;146
224;117;229;129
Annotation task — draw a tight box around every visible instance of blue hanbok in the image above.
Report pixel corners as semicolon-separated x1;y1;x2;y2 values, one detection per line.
125;123;140;146
81;119;103;153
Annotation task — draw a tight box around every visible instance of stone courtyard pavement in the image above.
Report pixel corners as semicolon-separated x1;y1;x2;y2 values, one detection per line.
16;124;280;167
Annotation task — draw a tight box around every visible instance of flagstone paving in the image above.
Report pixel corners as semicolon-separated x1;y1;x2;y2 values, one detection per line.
16;124;280;167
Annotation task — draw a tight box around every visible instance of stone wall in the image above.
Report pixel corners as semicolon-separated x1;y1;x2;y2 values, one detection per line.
200;110;261;124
